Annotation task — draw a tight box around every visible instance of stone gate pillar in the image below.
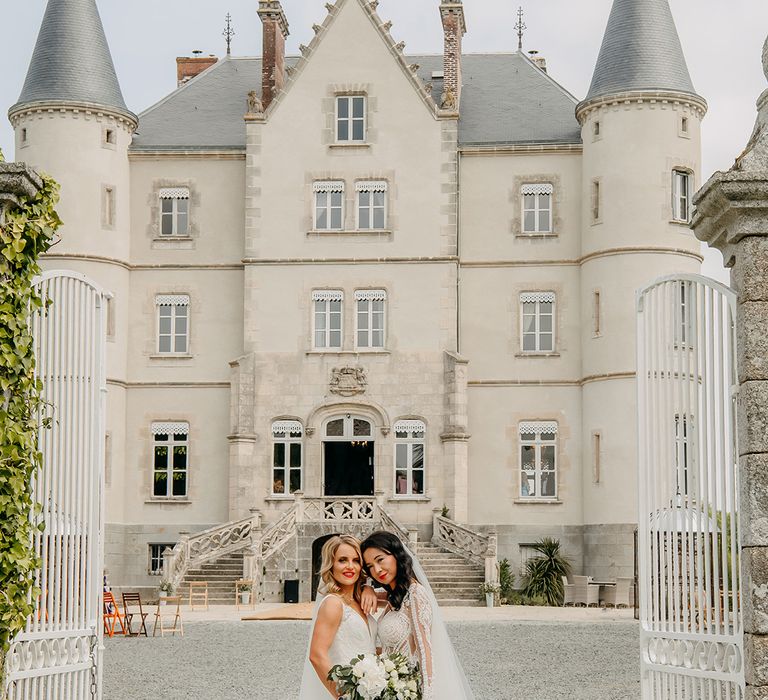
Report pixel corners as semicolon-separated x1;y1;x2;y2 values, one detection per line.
692;36;768;700
0;162;43;224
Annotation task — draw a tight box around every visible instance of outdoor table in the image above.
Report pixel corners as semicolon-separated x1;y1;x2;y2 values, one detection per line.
589;580;616;606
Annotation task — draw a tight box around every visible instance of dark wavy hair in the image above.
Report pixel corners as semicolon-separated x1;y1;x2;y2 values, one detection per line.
361;530;415;611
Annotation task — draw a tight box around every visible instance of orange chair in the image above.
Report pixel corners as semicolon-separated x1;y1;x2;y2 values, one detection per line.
103;591;127;637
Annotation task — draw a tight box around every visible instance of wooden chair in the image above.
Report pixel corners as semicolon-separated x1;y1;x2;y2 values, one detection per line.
573;575;600;607
561;576;575;606
102;591;127;637
153;596;183;637
188;581;209;611
122;592;149;637
235;579;255;610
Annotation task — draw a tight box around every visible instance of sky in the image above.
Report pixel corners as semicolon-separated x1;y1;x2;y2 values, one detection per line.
3;0;768;279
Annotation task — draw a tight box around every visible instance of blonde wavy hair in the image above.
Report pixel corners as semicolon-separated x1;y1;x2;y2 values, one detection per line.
319;535;364;601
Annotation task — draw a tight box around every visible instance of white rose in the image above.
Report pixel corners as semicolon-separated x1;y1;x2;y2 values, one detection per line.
383;659;395;672
357;662;389;700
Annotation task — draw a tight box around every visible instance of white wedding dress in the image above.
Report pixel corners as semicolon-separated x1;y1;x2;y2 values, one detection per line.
298;594;376;699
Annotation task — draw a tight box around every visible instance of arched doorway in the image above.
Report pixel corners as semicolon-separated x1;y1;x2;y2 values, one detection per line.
323;415;374;496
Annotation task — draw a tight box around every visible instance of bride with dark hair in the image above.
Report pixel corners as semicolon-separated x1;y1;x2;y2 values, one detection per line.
361;531;475;700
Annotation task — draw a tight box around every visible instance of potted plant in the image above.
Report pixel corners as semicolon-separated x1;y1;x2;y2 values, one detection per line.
479;582;500;608
159;580;174;604
240;582;252;605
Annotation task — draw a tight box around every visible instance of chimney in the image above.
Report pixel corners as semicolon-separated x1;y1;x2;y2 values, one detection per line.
176;51;218;87
439;1;467;109
528;50;547;73
258;0;289;110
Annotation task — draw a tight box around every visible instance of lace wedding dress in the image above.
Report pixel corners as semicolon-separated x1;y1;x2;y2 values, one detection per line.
298;595;376;699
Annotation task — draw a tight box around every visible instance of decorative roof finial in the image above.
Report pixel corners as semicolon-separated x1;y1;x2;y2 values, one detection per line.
514;6;526;52
223;13;235;56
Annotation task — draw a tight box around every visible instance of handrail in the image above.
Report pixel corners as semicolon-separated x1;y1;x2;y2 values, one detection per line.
260;503;300;561
432;514;498;584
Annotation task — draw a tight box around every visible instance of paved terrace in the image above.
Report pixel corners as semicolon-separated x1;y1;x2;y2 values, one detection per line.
104;605;639;699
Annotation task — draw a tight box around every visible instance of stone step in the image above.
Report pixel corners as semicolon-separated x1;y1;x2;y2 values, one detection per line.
436;599;484;607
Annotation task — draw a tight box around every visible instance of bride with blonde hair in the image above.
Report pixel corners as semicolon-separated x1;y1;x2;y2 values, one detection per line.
299;535;377;699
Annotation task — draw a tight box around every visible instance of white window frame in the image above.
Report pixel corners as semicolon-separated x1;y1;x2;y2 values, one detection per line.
519;421;558;500
271;421;303;496
312;290;343;349
336;95;366;143
151;422;189;499
675;414;695;499
520;292;555;353
393;420;426;498
313;181;345;231
323;415;373;440
156;294;190;355
672;169;692;223
521;183;553;234
148;543;175;575
356;181;388;230
159;187;190;236
355;289;386;349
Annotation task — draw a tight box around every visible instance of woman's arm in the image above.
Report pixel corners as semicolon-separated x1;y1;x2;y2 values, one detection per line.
408;584;434;699
309;597;344;698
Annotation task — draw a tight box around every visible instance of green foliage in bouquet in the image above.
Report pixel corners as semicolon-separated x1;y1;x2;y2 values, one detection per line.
329;652;421;700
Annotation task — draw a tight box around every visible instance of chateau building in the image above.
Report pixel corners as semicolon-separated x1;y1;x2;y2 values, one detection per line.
9;0;706;600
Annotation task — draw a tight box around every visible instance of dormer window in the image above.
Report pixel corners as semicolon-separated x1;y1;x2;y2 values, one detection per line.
336;95;366;142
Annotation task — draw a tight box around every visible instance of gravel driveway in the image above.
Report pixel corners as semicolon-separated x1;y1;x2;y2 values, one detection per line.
104;619;640;699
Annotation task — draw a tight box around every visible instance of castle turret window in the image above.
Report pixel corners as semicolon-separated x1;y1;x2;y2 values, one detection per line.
271;421;303;495
520;292;555;353
159;187;190;236
355;289;386;349
151;422;189;498
312;290;343;349
519;421;557;499
336;95;366;142
313;181;345;230
155;294;190;354
394;420;426;497
356;181;387;230
521;183;553;233
672;170;691;222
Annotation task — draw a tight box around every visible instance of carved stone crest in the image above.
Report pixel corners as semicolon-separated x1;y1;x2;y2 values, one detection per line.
330;366;367;396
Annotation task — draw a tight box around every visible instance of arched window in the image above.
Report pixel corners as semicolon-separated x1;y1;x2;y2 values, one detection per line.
324;416;372;440
394;420;426;496
272;421;303;495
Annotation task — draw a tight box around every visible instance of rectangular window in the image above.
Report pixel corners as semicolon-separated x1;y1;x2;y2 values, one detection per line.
592;432;601;484
355;290;386;349
159;187;190;236
673;280;693;346
394;421;426;496
272;421;303;495
681;117;689;134
156;295;189;354
356;181;387;230
336;95;366;142
591;180;601;222
675;415;694;498
672;170;691;222
313;290;343;349
593;290;601;336
148;543;175;575
313;181;345;230
104;186;115;228
519;422;557;499
520;292;555;353
521;184;553;234
105;128;115;145
21;128;28;144
151;422;189;498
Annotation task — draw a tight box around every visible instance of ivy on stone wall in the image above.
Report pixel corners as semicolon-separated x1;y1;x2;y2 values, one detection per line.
0;147;61;661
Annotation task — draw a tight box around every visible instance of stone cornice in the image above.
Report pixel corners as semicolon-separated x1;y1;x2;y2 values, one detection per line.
459;143;582;156
129;149;246;160
575;90;708;125
461;246;703;268
9;100;138;131
243;256;458;265
468;371;635;388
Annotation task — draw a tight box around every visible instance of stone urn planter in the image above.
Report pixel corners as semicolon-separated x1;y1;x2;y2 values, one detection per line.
485;593;494;608
240;591;251;606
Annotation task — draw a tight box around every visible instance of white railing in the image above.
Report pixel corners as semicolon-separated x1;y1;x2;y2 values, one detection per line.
5;272;109;700
163;512;262;591
637;275;743;698
432;513;498;584
299;497;376;522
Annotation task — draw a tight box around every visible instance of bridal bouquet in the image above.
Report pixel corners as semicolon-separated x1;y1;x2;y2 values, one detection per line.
328;652;421;700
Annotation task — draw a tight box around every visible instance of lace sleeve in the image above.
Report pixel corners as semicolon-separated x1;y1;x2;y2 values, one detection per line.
407;583;433;699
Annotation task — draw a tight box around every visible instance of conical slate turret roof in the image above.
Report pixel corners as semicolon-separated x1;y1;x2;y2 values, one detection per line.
11;0;134;119
584;0;698;103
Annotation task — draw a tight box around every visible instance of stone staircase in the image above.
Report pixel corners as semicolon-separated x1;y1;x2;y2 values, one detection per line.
177;552;245;605
415;542;485;607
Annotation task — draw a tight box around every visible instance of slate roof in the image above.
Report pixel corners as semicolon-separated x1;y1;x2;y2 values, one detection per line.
11;0;134;119
130;53;581;151
584;0;697;103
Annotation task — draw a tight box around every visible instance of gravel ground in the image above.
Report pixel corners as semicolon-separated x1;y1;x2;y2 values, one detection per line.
104;620;640;700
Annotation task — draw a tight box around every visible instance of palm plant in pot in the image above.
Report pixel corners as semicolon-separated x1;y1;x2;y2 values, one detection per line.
520;537;571;606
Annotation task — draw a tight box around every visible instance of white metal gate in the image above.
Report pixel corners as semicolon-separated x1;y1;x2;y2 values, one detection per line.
4;271;108;699
637;274;742;698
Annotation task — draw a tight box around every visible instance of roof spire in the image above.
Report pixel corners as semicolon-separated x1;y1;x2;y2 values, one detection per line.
223;13;235;56
583;0;698;103
514;6;526;52
10;0;134;120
